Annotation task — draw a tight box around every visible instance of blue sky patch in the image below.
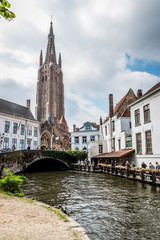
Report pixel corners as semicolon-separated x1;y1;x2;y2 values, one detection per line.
126;54;160;77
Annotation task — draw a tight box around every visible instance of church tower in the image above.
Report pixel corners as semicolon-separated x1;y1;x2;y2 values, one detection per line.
35;21;70;150
35;21;64;123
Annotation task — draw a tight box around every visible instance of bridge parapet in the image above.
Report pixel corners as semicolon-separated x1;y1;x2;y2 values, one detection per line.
0;150;76;174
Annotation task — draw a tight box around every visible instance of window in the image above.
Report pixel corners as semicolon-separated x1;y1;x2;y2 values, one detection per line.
112;120;115;132
3;137;9;149
90;135;95;141
82;136;87;144
75;136;79;144
12;138;17;149
136;133;142;154
33;141;38;149
118;139;121;150
99;145;103;153
27;140;31;148
28;125;32;136
20;139;25;150
13;123;18;134
144;104;150;123
21;124;25;135
85;125;91;131
129;122;132;129
4;121;10;133
34;127;38;137
126;139;132;148
105;126;107;135
145;130;152;153
112;138;115;151
135;109;140;126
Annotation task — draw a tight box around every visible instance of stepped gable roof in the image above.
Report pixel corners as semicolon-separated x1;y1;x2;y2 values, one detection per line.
103;88;135;123
113;94;127;115
0;98;36;121
144;82;160;96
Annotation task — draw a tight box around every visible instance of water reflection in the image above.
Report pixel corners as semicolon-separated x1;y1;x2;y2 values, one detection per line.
22;171;160;240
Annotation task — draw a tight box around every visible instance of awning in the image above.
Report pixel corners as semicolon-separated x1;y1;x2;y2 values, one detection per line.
93;149;135;159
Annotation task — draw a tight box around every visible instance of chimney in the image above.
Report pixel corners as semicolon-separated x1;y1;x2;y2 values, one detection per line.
100;116;102;125
137;89;142;98
26;99;31;109
109;94;113;117
73;124;76;132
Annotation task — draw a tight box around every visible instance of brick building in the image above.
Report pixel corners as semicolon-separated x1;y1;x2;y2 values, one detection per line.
35;21;70;150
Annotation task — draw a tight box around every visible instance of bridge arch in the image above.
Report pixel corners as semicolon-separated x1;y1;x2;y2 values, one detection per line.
23;156;69;173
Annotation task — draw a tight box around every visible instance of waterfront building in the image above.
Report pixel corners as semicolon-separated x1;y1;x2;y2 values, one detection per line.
35;21;70;150
71;122;99;152
0;99;40;151
129;82;160;167
90;89;137;164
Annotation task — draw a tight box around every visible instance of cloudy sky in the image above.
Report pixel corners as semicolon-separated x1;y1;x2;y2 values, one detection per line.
0;0;160;131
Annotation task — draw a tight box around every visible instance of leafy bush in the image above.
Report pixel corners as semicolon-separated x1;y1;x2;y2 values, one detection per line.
0;168;28;197
66;150;87;161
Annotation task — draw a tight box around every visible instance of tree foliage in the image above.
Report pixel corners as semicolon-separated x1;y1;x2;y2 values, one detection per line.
66;150;87;161
0;169;28;196
0;0;15;20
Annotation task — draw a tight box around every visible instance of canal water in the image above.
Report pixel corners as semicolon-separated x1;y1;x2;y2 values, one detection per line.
22;170;160;240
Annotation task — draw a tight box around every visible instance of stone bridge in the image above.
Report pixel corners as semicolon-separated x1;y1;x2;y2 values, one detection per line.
0;150;76;174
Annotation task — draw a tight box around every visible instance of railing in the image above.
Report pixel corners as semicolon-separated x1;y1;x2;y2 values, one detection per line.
72;163;160;185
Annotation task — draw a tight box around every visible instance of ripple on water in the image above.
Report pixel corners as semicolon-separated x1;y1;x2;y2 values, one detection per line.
22;171;160;240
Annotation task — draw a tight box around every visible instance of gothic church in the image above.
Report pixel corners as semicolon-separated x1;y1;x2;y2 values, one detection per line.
35;21;70;149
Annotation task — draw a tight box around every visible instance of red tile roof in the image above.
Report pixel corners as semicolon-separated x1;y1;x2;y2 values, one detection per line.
120;108;131;118
144;82;160;96
94;149;135;158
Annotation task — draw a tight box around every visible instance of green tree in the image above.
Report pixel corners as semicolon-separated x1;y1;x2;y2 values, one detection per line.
0;0;15;20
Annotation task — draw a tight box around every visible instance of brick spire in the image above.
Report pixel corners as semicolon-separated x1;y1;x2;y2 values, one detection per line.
39;50;43;66
45;21;56;64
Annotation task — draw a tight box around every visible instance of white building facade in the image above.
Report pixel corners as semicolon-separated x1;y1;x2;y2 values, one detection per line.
0;99;40;151
88;90;137;163
70;122;99;152
129;82;160;167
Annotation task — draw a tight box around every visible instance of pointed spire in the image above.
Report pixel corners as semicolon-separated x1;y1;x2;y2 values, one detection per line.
45;21;56;64
48;21;54;37
58;52;62;68
39;50;43;66
59;114;66;124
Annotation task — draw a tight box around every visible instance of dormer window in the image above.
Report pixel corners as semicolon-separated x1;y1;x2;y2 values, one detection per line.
85;124;91;131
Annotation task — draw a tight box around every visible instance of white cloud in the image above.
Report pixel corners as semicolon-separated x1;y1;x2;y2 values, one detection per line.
0;0;160;130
